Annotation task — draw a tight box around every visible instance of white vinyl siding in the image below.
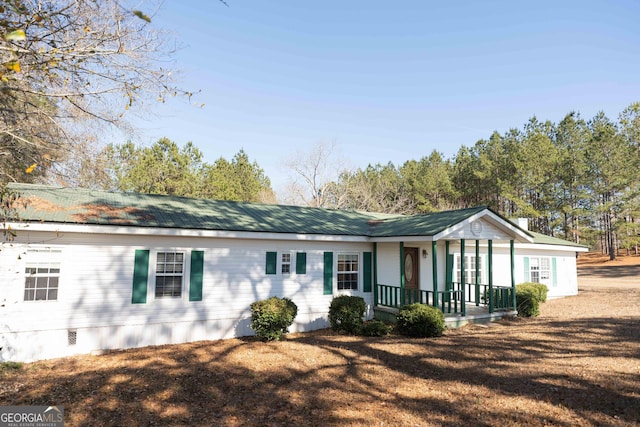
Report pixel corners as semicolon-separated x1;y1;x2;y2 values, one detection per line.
1;232;373;362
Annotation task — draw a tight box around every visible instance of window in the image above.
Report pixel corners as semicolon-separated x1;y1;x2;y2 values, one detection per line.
337;254;358;290
455;254;483;284
281;253;291;274
529;257;550;285
155;251;184;298
24;248;61;301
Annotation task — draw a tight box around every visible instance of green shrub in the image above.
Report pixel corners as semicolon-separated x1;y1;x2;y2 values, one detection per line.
396;303;445;337
515;283;548;317
517;282;548;302
250;296;298;341
328;295;366;334
0;362;23;376
359;320;392;337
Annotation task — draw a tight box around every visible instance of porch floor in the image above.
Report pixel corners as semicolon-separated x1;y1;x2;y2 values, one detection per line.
373;305;517;329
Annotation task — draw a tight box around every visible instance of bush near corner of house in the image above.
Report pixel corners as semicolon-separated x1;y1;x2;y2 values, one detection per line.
516;282;549;317
359;319;393;337
328;295;367;334
250;296;298;341
0;361;23;376
396;303;445;338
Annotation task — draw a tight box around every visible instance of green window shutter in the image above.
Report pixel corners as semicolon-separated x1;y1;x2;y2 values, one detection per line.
189;250;204;301
363;252;372;292
132;249;150;304
266;251;277;275
323;252;333;295
551;257;558;287
523;257;530;282
296;252;307;274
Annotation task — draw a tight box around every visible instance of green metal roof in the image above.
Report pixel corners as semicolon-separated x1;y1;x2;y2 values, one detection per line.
6;184;587;248
365;206;488;237
527;230;589;248
8;183;380;236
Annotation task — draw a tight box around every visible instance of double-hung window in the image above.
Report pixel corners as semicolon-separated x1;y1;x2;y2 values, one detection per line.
24;248;62;301
529;257;551;285
455;254;483;284
281;253;292;274
155;251;185;298
132;249;204;303
337;254;358;290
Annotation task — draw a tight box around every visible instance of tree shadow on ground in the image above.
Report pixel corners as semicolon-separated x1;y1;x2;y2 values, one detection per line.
577;264;640;279
1;314;638;426
289;315;640;426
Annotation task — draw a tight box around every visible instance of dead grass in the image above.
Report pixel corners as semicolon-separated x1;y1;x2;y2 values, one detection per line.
1;255;639;426
577;251;640;266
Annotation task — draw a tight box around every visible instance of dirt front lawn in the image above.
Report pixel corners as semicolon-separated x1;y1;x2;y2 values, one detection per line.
1;254;639;426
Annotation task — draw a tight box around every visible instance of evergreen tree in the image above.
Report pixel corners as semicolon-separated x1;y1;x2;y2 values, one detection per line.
585;112;635;259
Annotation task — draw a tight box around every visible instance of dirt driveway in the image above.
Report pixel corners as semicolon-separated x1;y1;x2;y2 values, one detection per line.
578;264;640;286
545;255;639;319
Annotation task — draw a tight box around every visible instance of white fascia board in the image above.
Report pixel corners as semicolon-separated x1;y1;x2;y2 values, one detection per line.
433;209;534;243
479;240;589;253
498;242;589;252
8;221;370;243
370;236;434;243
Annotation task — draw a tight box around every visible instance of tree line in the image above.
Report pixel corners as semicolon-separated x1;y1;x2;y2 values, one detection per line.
314;104;639;257
89;103;640;257
93;139;275;203
4;105;639;257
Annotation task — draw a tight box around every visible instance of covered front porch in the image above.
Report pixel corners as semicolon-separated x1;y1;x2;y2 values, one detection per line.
369;209;533;326
375;278;516;316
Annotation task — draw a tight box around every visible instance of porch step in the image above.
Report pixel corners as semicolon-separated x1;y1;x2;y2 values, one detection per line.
373;306;517;329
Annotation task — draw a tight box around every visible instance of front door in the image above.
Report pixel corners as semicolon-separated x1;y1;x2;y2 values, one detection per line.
404;247;419;291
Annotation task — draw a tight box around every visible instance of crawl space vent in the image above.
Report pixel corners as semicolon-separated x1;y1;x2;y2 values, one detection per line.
68;329;77;346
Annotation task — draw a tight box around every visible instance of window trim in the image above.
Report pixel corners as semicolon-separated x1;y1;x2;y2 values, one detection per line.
281;252;292;274
23;248;62;302
528;256;551;285
454;253;485;284
152;250;188;299
336;252;359;291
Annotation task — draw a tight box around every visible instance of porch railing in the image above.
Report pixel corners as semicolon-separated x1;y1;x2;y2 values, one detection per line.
376;282;515;316
377;283;466;315
460;282;515;310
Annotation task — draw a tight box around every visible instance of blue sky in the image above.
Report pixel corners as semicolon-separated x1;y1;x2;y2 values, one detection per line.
128;0;640;195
